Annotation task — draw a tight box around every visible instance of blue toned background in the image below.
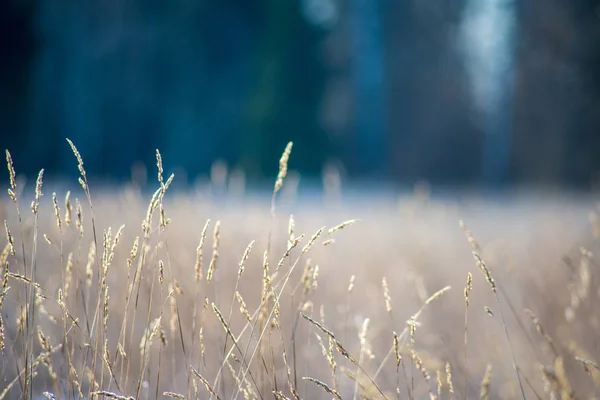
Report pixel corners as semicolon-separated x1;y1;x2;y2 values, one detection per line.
2;0;600;188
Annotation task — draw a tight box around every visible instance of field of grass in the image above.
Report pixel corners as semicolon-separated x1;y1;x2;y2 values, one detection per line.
1;141;600;399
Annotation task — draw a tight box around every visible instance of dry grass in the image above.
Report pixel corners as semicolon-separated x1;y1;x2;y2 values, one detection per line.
1;141;600;399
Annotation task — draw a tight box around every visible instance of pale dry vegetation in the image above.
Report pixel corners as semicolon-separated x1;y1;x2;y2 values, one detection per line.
1;141;600;399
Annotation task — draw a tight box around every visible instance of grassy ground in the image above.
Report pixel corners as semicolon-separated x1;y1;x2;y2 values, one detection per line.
1;142;599;399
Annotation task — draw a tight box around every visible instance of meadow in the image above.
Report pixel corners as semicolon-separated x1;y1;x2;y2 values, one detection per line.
0;141;599;399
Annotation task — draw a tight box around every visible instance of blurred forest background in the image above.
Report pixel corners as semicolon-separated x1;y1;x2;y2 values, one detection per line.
2;0;600;189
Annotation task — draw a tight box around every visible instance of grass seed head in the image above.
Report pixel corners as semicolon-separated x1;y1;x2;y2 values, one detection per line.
311;264;319;290
465;272;473;307
301;226;325;255
302;377;342;400
446;362;455;394
274;142;293;193
480;364;492;400
31;169;44;214
5;150;16;192
64;191;72;226
52;192;62;229
236;291;252;323
158;260;164;285
64;252;73;299
327;219;359;235
348;274;355;293
66;138;85;178
382;276;392;313
76;198;83;237
4;221;14;256
288;214;295;246
156;149;164;187
127;237;139;269
238;240;254;276
206;220;220;281
86;241;95;288
194;219;211;281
